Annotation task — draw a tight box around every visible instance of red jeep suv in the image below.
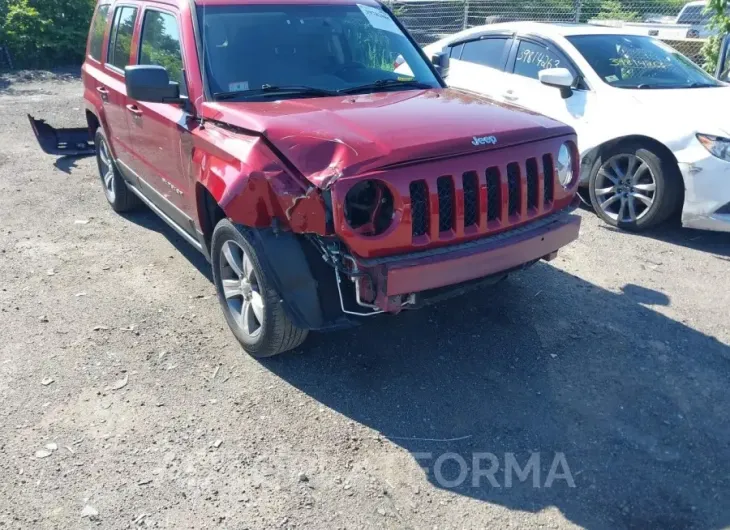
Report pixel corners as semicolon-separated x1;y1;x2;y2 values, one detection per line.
30;0;581;357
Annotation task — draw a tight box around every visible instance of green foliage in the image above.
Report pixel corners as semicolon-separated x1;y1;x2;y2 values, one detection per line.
594;0;641;21
1;0;94;69
701;0;730;72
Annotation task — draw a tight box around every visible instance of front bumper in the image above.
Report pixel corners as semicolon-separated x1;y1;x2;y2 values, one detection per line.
678;146;730;233
356;210;581;312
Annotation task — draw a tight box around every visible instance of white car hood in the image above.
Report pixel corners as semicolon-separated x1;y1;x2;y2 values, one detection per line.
627;86;730;137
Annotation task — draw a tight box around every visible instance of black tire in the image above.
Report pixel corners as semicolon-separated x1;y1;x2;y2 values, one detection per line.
211;219;308;358
94;129;140;213
588;142;682;231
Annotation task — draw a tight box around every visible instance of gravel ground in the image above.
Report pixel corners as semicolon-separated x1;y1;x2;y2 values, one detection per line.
1;71;729;530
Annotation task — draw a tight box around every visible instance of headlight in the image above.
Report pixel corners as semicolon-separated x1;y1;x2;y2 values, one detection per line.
697;134;730;161
556;143;573;188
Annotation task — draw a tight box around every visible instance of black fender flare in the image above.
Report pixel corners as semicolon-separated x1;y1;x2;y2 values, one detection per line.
245;227;326;331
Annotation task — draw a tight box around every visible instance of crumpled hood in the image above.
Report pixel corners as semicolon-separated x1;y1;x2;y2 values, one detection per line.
202;88;574;188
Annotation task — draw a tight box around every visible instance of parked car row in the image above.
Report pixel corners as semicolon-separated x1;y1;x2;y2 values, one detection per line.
399;22;730;233
29;0;583;357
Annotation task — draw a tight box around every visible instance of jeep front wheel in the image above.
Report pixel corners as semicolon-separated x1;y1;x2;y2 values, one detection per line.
211;220;308;358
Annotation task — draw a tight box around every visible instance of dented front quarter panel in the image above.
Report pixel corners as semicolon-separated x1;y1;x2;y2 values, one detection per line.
191;118;330;235
675;138;730;233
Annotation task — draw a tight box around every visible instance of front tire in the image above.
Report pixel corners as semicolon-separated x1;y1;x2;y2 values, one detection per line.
588;142;682;231
211;219;308;358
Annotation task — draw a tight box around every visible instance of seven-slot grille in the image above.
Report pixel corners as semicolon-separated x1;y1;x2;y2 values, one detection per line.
410;154;557;240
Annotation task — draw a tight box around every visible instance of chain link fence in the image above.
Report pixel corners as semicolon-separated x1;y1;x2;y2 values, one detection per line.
387;0;712;64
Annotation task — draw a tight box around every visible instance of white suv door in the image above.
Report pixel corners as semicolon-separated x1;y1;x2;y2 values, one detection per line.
442;36;513;101
500;38;592;141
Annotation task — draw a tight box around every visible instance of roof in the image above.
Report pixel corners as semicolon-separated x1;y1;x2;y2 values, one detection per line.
463;21;665;39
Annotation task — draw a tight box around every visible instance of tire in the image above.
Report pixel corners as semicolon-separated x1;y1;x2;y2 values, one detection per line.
588;142;682;231
95;129;140;213
211;219;309;358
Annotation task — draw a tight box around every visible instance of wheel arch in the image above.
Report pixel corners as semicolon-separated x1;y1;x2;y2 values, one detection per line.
581;135;683;187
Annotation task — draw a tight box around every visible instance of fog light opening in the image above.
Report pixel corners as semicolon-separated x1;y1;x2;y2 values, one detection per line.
344;180;394;236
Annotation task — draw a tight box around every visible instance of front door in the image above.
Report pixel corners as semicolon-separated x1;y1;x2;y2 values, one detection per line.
502;38;593;147
126;7;197;228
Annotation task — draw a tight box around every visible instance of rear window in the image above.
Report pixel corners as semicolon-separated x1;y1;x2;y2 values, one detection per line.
88;4;111;61
108;5;138;71
459;38;509;69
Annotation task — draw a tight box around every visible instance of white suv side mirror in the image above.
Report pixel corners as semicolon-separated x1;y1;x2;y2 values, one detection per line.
539;68;576;99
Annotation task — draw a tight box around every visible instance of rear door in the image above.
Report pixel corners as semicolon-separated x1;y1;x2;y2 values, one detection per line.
103;3;140;165
444;35;513;100
126;6;198;225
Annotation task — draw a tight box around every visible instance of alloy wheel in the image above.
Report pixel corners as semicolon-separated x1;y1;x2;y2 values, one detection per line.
98;138;116;203
218;240;265;339
594;154;657;223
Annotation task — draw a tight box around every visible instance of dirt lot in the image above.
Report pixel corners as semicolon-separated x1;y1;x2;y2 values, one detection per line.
1;71;729;530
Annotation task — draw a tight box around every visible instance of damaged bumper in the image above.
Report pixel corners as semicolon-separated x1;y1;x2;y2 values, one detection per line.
679;151;730;233
27;114;95;156
342;210;581;314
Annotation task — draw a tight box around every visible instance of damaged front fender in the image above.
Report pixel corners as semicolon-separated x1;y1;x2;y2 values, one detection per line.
192;125;332;235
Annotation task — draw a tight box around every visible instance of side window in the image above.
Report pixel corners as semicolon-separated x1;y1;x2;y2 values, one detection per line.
88;4;111;61
458;38;509;69
513;40;567;80
139;10;186;96
108;6;138;71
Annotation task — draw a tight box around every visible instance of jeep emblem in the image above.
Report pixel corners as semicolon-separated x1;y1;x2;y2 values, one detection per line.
472;135;498;147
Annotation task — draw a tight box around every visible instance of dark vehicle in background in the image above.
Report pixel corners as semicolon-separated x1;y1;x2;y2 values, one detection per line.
28;0;580;357
718;33;730;81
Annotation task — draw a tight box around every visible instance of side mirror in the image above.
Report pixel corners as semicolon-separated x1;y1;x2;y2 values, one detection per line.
125;65;182;104
431;51;450;78
539;67;575;99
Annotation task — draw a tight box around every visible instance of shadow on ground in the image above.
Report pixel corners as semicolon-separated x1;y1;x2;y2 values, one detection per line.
121;208;213;282
578;194;730;258
124;191;729;529
261;264;730;530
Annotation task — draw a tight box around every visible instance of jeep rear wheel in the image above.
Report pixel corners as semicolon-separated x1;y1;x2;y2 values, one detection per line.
95;129;140;213
211;220;308;358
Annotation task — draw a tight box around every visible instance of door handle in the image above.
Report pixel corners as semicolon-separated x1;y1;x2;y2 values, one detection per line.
503;90;518;101
96;86;109;102
126;104;143;118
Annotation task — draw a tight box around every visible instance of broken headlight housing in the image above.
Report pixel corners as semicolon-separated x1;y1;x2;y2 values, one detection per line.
697;134;730;162
344;179;395;236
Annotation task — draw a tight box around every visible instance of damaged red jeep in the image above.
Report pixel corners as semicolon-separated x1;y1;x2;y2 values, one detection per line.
30;0;581;357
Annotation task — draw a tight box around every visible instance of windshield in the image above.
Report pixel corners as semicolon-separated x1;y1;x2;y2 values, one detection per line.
196;3;440;100
567;34;721;89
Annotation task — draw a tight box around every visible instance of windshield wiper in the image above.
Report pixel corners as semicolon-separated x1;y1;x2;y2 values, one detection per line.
214;84;338;100
338;78;434;95
686;82;717;88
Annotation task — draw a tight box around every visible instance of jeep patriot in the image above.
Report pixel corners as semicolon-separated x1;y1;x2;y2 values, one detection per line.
29;0;581;356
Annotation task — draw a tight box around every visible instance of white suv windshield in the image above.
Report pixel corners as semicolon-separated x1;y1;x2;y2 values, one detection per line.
196;3;440;99
567;34;721;89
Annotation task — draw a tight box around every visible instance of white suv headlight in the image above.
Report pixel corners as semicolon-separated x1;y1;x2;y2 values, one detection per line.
556;143;573;188
697;134;730;162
